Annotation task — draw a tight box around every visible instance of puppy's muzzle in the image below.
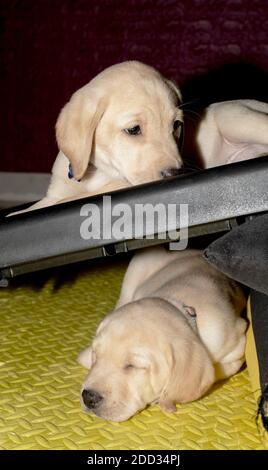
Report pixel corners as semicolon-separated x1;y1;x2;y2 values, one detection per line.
160;168;181;178
82;389;103;409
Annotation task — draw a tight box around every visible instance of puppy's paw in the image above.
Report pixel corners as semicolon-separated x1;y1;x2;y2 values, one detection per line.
159;399;177;413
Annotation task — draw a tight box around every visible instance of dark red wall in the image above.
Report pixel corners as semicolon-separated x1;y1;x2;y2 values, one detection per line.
1;0;268;173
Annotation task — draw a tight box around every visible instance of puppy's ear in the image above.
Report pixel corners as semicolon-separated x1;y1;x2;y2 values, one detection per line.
159;336;215;413
77;345;93;369
56;86;106;181
77;315;112;368
164;79;182;105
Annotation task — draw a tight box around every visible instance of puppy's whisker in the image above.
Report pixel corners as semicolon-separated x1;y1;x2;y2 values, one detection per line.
178;99;199;109
183;109;203;120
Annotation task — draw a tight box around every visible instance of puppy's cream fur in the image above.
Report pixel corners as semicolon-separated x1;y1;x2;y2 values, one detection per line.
10;63;268;215
78;247;247;422
22;61;183;212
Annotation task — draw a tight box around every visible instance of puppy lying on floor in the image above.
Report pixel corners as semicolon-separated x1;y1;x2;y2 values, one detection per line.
78;246;247;422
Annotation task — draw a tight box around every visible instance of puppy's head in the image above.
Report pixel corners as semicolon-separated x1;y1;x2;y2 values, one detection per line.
56;61;183;183
78;298;215;422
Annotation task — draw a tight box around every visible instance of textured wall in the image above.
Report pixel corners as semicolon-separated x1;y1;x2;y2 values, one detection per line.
1;0;268;172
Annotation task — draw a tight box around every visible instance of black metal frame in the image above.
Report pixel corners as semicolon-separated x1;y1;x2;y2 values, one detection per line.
0;156;267;283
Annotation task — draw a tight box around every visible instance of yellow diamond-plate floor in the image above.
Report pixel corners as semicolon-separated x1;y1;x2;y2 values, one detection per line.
0;257;267;450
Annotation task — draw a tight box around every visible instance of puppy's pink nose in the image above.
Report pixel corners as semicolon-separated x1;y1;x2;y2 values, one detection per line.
82;389;103;409
160;168;181;179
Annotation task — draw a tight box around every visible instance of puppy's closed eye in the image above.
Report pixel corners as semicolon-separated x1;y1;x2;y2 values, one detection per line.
123;353;151;371
124;363;137;370
123;363;147;372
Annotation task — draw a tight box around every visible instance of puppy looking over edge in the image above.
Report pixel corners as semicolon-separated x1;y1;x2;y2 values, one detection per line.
22;61;184;212
10;61;268;214
78;247;247;422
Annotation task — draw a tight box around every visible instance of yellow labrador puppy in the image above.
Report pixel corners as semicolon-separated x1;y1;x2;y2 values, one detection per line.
11;63;268;215
24;61;184;212
78;246;247;422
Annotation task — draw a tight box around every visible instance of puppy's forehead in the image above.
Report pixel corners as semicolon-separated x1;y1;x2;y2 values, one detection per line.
107;72;179;103
96;319;135;343
92;315;142;350
110;98;182;129
94;300;179;346
94;317;160;355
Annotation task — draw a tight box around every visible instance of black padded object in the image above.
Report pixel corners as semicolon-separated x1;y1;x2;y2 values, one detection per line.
204;213;268;431
250;290;268;391
204;212;268;296
251;290;268;431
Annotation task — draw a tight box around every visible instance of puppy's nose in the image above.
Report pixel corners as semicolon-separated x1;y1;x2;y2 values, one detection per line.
160;168;181;179
82;389;103;409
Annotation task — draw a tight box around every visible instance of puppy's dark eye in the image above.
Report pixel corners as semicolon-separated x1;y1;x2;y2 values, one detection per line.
173;120;182;133
124;125;141;136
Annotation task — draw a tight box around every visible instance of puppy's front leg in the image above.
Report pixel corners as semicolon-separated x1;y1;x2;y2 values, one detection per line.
6;196;61;216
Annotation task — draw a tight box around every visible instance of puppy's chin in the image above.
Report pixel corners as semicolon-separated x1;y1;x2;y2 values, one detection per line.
94;409;136;422
81;399;147;422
